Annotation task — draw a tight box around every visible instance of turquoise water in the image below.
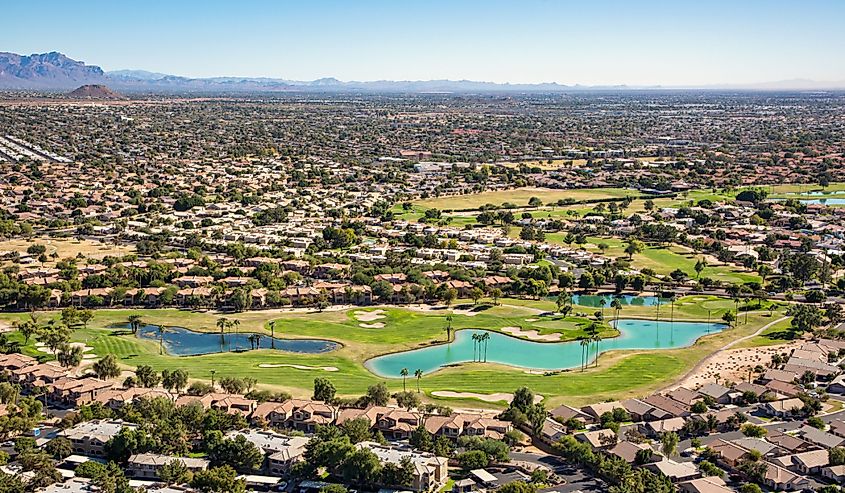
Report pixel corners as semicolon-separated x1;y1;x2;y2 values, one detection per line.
365;319;725;377
568;294;669;307
800;198;845;205
136;324;340;356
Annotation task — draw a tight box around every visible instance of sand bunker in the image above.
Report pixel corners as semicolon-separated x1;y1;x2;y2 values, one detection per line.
433;390;543;403
35;342;95;355
525;318;539;322
359;322;385;328
501;326;560;342
451;308;480;317
258;363;339;372
354;309;386;322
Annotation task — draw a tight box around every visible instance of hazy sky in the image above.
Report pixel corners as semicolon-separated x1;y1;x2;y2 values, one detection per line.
3;0;845;85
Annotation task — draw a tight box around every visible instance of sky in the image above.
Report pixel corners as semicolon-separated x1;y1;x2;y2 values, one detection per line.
3;0;845;86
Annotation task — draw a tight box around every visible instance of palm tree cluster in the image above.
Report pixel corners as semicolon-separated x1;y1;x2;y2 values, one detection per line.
471;332;490;362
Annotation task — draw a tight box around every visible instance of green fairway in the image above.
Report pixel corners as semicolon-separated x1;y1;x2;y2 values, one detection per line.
413;187;638;211
1;298;783;407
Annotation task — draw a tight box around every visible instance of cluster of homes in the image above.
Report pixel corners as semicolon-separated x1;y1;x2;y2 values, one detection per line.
539;338;845;492
0;351;511;492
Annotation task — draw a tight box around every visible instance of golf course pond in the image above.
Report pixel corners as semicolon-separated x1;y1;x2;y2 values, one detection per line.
566;294;670;307
366;319;726;377
137;324;340;356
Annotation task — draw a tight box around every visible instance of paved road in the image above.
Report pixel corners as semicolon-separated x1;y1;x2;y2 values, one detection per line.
510;452;607;492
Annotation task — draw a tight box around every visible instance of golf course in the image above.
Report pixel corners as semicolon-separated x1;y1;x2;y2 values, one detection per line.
0;294;789;408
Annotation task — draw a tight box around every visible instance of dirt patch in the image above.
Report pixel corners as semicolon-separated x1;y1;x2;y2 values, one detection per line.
501;326;560;342
353;309;386;322
672;343;800;389
433;390;543;403
258;363;339;372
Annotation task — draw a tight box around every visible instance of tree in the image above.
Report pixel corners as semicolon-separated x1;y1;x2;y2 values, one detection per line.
444;314;453;342
457;450;488;470
79;309;94;328
57;344;84;368
135;365;160;388
340;417;372;443
497;481;537;493
45;437;72;459
490;288;503;305
469;287;484;305
400;368;409;392
381;456;414;488
660;431;679;457
127;314;143;334
738;484;763;493
410;424;433;452
624;239;644;259
365;382;390;406
160;459;193;485
394;391;420;410
93;354;121;380
313;377;336;402
341;448;382;486
16;320;38;344
208;435;263;472
414;369;423;392
191;465;246;493
162;369;189;394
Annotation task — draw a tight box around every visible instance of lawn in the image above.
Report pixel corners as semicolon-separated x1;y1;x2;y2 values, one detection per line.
413;187;638;211
0;237;135;267
1;299;780;408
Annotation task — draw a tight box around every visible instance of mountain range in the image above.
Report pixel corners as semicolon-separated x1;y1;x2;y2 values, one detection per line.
2;51;845;93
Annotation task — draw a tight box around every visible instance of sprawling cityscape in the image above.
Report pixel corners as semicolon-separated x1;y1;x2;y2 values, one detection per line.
1;1;844;492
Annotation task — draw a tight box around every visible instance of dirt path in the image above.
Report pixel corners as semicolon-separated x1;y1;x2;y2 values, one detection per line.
662;316;789;391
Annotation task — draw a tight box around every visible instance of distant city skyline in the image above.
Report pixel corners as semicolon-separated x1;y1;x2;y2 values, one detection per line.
3;0;845;86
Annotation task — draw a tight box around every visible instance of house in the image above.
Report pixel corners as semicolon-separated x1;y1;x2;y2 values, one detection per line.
574;429;617;449
821;464;845;483
645;459;700;483
549;404;593;425
678;476;734;493
786;449;829;474
763;462;811;491
642;417;686;437
696;383;732;405
127;453;209;479
356;442;448;492
707;439;753;468
607;441;653;464
225;429;309;474
61;419;138;458
763;398;805;418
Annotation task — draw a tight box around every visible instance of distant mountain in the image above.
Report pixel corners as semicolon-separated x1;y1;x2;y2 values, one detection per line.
107;69;169;81
3;51;845;93
0;51;105;89
67;84;125;100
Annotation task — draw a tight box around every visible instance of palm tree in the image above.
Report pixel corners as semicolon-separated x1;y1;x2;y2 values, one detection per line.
445;314;453;342
231;319;241;350
254;334;262;349
598;297;607;322
414;369;423;392
216;317;228;352
269;320;276;349
593;334;602;367
471;333;479;361
610;298;622;330
400;368;409;392
579;337;590;371
481;332;490;362
128;314;143;334
156;325;167;355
